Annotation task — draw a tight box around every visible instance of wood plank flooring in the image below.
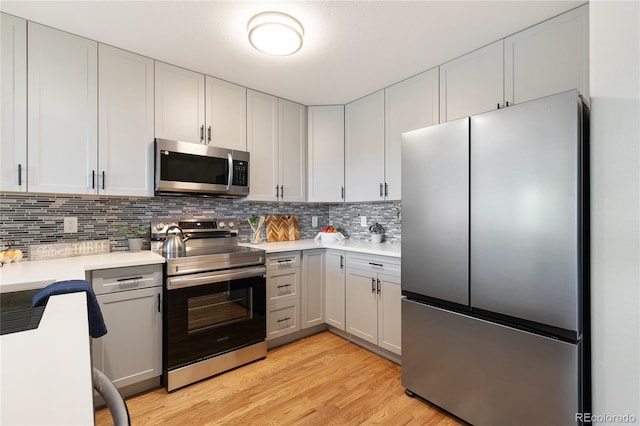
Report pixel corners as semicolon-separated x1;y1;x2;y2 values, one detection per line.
95;332;463;425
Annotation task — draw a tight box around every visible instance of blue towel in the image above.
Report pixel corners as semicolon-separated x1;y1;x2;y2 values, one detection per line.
32;280;108;338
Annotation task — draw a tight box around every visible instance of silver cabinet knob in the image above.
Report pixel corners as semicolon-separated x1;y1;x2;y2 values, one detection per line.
218;221;226;229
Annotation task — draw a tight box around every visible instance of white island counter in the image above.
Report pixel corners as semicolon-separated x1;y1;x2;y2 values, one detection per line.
0;292;95;425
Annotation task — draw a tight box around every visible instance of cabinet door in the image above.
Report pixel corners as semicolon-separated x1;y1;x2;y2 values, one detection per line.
98;44;154;197
345;90;385;202
205;76;246;150
325;250;346;330
440;40;504;122
27;22;97;194
154;61;205;144
247;89;278;201
0;13;27;192
505;4;589;105
345;269;378;345
385;68;439;200
307;105;345;202
377;273;402;355
93;287;162;389
302;250;325;328
278;99;306;202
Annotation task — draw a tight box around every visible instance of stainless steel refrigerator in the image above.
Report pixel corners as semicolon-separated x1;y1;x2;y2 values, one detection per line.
401;90;589;426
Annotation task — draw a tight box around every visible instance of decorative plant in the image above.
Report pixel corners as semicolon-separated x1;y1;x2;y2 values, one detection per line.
393;203;401;220
119;225;150;239
369;222;385;234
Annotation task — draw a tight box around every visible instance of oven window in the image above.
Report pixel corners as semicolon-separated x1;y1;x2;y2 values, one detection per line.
187;288;252;333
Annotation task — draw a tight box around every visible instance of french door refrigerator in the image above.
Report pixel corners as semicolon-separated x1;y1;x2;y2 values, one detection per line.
401;89;589;426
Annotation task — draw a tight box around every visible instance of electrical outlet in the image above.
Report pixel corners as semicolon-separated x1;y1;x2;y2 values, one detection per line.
360;216;367;227
64;217;78;233
312;216;318;227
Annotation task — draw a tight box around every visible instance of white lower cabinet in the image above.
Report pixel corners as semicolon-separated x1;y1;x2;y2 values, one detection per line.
89;264;162;390
345;253;402;355
266;252;301;340
302;250;325;328
324;250;346;330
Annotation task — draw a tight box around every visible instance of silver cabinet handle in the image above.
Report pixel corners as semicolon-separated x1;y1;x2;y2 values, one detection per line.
380;183;383;197
102;171;105;190
277;317;292;323
18;164;22;186
280;185;284;199
371;277;376;293
384;183;388;197
92;170;96;189
200;125;205;143
207;126;212;142
376;278;381;294
341;186;344;199
157;293;161;313
339;255;344;269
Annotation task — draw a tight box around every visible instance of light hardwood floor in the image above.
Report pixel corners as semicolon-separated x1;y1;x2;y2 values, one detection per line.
95;331;463;425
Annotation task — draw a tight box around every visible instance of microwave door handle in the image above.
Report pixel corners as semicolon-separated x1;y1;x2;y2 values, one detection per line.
227;153;233;190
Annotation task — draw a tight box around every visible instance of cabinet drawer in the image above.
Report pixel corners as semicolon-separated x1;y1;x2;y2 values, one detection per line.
90;264;162;295
266;252;301;271
266;268;299;304
266;301;300;340
345;253;401;277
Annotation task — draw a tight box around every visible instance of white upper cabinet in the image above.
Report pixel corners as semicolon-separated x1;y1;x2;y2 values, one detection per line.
155;62;247;149
385;68;439;200
345;90;385;202
247;90;278;201
278;98;306;202
505;4;589;105
154;61;205;144
0;13;27;192
205;76;247;151
27;22;98;194
440;41;504;122
247;91;306;202
307;105;345;203
98;44;154;197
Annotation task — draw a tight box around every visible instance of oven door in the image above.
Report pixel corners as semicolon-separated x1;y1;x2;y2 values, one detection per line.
164;265;266;370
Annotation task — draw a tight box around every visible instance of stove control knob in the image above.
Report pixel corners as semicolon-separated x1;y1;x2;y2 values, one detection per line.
228;221;235;229
154;222;165;231
218;221;226;229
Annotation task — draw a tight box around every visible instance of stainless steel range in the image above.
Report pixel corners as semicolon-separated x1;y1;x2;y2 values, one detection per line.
151;219;266;392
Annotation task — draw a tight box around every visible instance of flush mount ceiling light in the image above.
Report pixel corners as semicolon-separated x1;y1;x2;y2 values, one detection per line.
247;12;304;56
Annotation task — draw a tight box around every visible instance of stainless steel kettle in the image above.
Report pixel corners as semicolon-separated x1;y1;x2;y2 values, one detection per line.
162;225;189;258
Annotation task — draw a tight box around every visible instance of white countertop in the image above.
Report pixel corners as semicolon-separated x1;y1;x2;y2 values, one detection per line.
0;292;95;425
0;241;397;293
0;251;165;293
241;238;401;258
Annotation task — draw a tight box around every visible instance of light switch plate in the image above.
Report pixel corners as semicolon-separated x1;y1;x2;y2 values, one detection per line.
64;217;78;233
312;216;318;227
360;216;367;227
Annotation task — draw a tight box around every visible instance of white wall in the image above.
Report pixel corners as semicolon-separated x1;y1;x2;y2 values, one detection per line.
590;0;640;423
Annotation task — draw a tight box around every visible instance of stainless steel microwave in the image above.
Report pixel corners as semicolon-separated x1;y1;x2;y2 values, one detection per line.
154;138;249;197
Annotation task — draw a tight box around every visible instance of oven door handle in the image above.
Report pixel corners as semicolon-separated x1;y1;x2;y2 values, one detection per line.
166;265;266;290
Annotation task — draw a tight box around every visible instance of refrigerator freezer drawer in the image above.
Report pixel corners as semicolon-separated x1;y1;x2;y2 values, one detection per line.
402;299;581;426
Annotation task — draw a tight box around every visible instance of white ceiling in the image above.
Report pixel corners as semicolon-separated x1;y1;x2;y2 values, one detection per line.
1;1;585;106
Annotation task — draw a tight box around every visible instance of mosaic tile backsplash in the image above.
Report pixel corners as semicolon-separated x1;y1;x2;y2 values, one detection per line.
1;193;401;259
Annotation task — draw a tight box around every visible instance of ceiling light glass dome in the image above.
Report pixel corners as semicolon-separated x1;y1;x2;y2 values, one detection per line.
248;12;304;56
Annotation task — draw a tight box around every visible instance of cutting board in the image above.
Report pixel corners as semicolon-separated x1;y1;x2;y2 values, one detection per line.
265;215;300;242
